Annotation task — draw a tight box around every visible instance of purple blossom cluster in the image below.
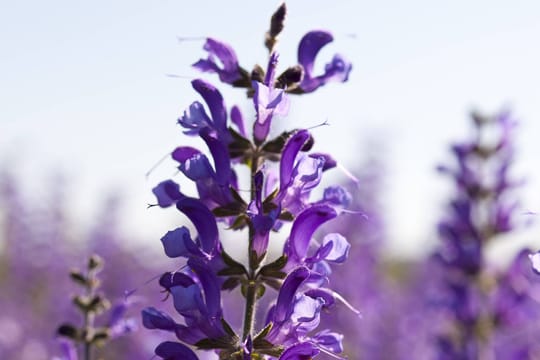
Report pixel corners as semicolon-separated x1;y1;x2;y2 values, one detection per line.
142;4;355;359
3;5;540;360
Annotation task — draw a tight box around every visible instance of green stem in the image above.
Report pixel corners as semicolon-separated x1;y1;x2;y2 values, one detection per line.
242;280;258;341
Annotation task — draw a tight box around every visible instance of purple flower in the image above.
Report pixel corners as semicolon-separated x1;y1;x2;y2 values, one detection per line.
154;341;199;360
279;342;320;360
178;79;230;143
253;53;290;144
297;31;352;93
193;38;242;85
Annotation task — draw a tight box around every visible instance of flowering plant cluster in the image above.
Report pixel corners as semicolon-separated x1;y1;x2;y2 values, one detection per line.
142;4;356;359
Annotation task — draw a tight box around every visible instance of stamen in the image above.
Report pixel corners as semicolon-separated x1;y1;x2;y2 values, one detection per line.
145;151;173;178
176;36;206;43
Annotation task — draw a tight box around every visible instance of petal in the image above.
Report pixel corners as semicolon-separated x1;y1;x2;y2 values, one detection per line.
159;272;196;292
313;330;344;354
171;146;201;163
171;283;204;314
160;227;194;258
155;341;199;360
188;258;222;319
279;342;320;360
141;307;176;331
177;101;212;135
180;154;215;181
176;197;219;255
279;130;311;192
291;294;323;332
298;31;334;76
321;186;351;208
200;127;231;186
274;266;310;323
287;205;337;261
230;105;247;137
191;79;227;135
321;54;352;84
321;233;350;263
309;152;337;171
192;38;240;84
304;288;335;309
152;180;182;208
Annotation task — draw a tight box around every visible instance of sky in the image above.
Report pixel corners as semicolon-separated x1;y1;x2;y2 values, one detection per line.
2;0;540;259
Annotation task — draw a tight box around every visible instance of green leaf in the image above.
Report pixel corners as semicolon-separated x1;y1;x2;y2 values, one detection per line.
195;336;236;350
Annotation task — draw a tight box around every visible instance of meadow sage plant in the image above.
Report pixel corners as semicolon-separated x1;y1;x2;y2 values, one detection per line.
142;4;357;359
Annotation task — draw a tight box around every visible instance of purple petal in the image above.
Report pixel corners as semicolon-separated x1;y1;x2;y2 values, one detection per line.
171;146;201;163
287;205;337;261
321;233;350;263
177;101;212;135
192;79;227;135
159;272;196;292
297;30;352;92
152;180;182;208
179;154;215;181
171;283;204;314
251;213;275;257
264;52;279;86
200;128;231;186
322;54;352;83
279;130;311;192
155;341;199;360
253;82;290;143
274;267;310;323
305;288;336;308
279;342;320;360
176;197;219;255
309;152;337;171
321;186;352;208
230;105;247;137
313;330;344;354
298;31;334;76
142;307;176;331
57;339;78;360
187;258;222;319
192;38;240;84
160;227;193;258
291;294;323;332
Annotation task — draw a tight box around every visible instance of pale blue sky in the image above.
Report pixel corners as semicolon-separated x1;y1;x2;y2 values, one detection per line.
2;0;539;257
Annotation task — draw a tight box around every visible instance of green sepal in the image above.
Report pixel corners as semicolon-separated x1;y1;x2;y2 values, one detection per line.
261;277;283;291
220;318;239;339
278;210;294;222
195;336;236;350
69;270;89;287
229;215;248;230
253;336;284;357
221;251;248;275
228;127;253;160
253;322;273;343
90;327;111;346
57;323;80;340
258;255;288;279
261;131;295;156
222;277;241;291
